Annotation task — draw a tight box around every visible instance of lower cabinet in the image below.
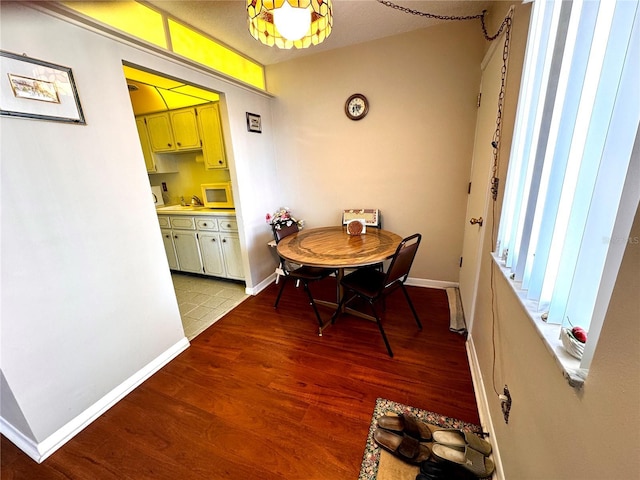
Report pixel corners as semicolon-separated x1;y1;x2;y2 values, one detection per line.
158;214;244;280
220;232;243;279
198;232;226;277
161;228;179;270
172;230;203;274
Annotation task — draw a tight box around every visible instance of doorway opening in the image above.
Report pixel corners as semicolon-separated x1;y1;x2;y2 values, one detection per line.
122;63;248;338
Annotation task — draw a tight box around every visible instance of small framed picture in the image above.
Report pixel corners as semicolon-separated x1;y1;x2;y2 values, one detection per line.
246;112;261;133
0;50;85;124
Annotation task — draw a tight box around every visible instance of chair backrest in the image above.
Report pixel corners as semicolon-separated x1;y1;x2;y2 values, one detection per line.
383;233;421;288
273;222;299;244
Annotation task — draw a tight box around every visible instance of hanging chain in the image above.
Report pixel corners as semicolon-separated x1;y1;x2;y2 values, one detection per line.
490;11;513;200
375;0;511;42
376;0;513;200
375;0;484;22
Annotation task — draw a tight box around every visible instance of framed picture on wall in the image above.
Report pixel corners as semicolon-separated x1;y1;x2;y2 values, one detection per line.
246;112;261;133
0;50;86;124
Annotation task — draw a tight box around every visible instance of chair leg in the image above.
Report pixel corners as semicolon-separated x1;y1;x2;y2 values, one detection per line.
274;276;288;308
330;292;349;325
302;282;325;336
367;301;394;358
400;284;422;329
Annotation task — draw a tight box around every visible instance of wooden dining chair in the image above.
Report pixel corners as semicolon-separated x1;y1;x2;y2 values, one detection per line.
330;233;423;357
272;223;336;336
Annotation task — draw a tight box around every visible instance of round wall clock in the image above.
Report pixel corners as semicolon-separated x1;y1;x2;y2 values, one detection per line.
345;93;369;121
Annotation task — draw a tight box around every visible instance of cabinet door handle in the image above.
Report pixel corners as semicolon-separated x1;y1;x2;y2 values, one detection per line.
167;143;172;147
223;239;227;243
212;238;216;242
218;160;223;164
177;142;181;146
203;223;207;226
174;235;178;239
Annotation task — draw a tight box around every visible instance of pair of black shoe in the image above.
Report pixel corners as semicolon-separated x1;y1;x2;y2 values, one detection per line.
416;457;476;480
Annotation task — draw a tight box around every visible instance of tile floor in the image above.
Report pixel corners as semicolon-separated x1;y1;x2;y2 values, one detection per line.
171;272;249;340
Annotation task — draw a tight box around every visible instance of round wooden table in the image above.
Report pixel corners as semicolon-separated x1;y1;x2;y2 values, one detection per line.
276;226;403;328
276;225;402;269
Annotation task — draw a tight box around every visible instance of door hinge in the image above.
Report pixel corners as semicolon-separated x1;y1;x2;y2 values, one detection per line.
468;182;472;194
460;256;463;268
477;92;482;108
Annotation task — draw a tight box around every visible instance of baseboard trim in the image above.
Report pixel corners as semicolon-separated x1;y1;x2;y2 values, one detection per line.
1;336;190;464
466;334;505;480
406;277;459;289
246;273;276;295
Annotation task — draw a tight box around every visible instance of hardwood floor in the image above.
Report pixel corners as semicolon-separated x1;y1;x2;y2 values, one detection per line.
1;278;479;480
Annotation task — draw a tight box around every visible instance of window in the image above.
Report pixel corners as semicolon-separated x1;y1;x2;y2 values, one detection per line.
496;0;639;381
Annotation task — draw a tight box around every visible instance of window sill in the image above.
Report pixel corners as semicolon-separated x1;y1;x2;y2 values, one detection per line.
491;253;587;389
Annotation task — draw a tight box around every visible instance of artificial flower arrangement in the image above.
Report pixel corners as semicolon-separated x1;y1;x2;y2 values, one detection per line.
266;207;305;230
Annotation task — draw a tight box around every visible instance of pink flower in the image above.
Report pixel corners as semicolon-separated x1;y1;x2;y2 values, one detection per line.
265;213;272;223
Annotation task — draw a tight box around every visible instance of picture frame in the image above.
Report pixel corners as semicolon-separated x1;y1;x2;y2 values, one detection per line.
246;112;261;133
0;50;86;124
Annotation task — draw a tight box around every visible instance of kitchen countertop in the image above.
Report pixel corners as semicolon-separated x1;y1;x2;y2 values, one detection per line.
156;205;236;216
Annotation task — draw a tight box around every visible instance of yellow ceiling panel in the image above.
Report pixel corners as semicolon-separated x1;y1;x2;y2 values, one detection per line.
127;81;168;115
122;65;183;90
64;1;265;91
63;1;167;49
171;85;220;103
168;19;265;91
159;89;210;110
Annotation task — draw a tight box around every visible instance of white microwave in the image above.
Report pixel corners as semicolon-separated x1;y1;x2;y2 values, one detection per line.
201;182;234;208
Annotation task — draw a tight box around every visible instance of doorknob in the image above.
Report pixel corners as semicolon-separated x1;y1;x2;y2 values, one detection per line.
469;217;484;226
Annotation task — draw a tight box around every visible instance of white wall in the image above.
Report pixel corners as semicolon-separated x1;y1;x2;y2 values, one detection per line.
0;1;280;457
266;21;487;283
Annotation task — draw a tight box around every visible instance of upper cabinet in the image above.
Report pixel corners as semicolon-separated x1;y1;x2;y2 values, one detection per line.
146;108;200;152
136;102;227;171
170;109;201;150
135;116;177;174
146;112;176;152
135;117;156;172
197;103;227;169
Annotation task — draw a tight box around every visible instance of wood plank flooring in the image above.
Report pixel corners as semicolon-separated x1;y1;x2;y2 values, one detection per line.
1;278;479;480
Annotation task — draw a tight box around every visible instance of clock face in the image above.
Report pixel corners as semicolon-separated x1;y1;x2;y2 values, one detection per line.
345;94;369;120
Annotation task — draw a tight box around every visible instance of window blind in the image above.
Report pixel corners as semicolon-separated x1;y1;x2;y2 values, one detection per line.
496;0;639;349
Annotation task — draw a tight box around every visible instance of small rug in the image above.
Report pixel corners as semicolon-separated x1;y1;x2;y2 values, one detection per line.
359;398;483;480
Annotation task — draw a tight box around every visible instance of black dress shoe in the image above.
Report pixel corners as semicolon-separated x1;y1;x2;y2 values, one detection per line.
418;458;477;480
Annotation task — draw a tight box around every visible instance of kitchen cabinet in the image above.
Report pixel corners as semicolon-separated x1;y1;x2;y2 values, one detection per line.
157;213;243;280
196;103;227;169
170;108;201;150
160;228;179;270
198;232;226;277
172;230;203;273
219;232;243;279
135;117;155;172
136;117;178;174
146;112;175;152
146;108;201;153
169;216;203;274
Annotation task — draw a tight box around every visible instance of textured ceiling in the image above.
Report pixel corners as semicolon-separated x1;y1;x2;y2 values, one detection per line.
146;1;496;66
